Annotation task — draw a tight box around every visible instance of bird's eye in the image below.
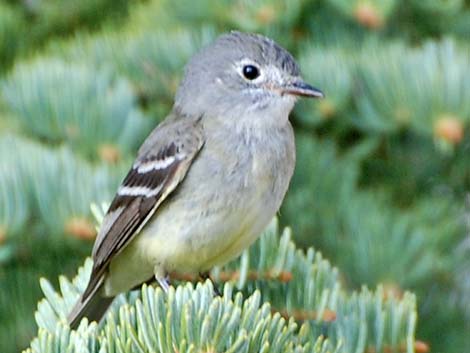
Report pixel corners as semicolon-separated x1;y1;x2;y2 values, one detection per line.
242;65;260;80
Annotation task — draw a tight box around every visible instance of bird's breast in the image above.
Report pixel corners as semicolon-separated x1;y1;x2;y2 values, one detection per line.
120;123;295;278
163;122;296;269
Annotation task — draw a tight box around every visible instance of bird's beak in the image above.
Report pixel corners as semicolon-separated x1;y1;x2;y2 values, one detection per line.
282;81;324;98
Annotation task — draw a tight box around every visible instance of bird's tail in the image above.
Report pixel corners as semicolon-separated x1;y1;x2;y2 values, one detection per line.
68;279;114;329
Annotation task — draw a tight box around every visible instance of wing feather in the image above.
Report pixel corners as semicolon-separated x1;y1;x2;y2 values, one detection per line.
82;116;204;299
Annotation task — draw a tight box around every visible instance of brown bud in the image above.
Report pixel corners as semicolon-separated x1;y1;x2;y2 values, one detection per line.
98;143;121;163
434;115;464;144
0;225;6;245
276;308;336;322
354;3;384;29
382;282;404;300
414;340;430;353
318;98;336;119
256;5;277;25
65;217;96;241
394;107;412;125
277;271;293;282
65;124;80;139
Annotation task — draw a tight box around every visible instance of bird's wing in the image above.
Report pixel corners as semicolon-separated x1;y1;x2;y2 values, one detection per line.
83;116;204;298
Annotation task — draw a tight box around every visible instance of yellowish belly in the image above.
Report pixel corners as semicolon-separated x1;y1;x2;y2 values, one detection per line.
104;187;275;296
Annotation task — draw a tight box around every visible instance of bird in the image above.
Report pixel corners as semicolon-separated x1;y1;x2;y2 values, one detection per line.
68;31;323;328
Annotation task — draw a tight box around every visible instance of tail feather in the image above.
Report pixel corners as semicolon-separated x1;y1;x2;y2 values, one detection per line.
68;278;114;329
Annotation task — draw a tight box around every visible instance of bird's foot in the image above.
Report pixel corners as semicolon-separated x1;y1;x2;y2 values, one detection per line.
199;271;222;297
156;275;171;293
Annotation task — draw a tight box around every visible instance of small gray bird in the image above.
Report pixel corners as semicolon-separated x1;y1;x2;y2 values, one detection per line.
68;31;323;328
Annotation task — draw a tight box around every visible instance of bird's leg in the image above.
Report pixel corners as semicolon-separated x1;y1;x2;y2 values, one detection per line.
199;271;222;297
154;265;171;293
156;275;171;293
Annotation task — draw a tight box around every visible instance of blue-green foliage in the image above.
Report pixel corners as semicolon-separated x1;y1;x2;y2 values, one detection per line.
28;222;417;353
2;60;150;160
0;0;469;352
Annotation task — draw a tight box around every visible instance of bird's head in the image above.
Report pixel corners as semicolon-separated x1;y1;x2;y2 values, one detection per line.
175;31;323;123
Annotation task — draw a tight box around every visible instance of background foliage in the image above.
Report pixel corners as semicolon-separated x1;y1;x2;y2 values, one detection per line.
0;0;469;352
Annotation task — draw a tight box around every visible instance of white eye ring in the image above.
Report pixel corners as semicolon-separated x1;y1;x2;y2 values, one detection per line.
236;59;263;82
